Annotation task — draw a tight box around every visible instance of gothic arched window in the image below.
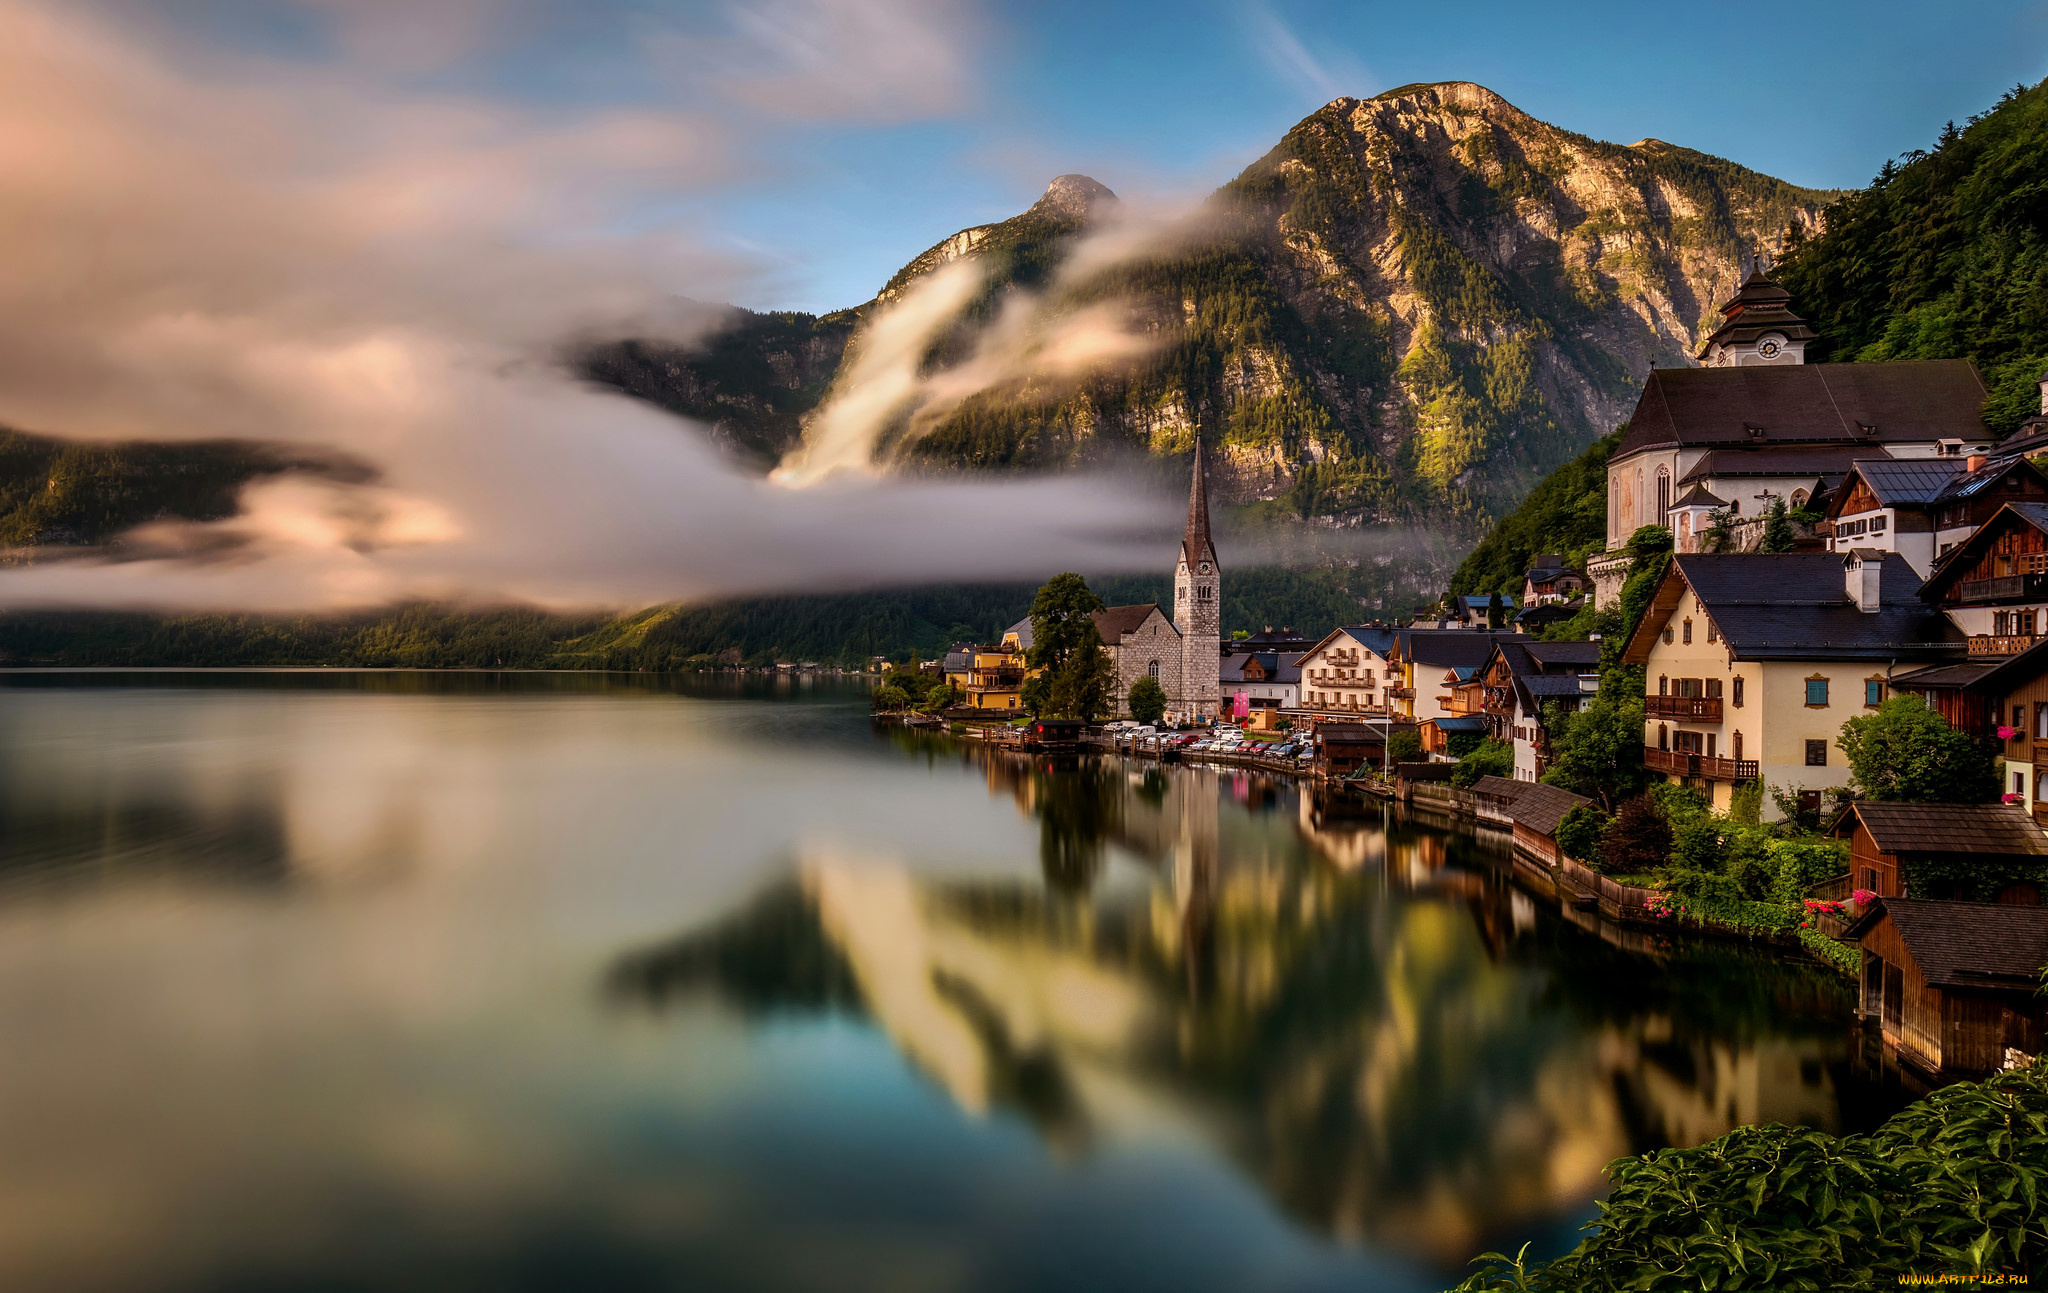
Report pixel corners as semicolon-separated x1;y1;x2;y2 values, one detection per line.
1148;660;1160;681
1656;467;1671;523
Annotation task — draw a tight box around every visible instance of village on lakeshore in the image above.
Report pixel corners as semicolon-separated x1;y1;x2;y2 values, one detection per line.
872;270;2048;1089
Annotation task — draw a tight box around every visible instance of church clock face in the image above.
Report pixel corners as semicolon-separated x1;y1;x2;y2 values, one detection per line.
1199;563;1211;574
1756;335;1784;360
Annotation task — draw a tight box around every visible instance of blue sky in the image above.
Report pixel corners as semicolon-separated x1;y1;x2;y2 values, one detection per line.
706;0;2048;311
78;0;2048;312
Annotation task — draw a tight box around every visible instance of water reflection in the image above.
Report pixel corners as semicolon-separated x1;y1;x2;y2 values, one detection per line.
615;750;1875;1267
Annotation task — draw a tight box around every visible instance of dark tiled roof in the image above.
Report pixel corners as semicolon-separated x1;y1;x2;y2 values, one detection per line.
1616;360;1989;459
1319;724;1393;744
1398;629;1530;668
1337;625;1398;658
1523;641;1603;668
943;650;972;672
1455;593;1521;613
1469;775;1532;803
1671;481;1727;507
1005;617;1034;650
1666;552;1963;661
1932;457;2045;504
1430;716;1490;734
1889;660;2006;690
1679;445;1873;482
1849;899;2048;990
1839;458;1962;509
1698;271;1819;355
1092;604;1171;642
1523;674;1593;696
1506;782;1593;835
1841;802;2048;857
1220;652;1301;684
1514;604;1579;629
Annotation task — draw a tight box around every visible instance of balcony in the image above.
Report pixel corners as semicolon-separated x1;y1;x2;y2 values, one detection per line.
968;669;1024;689
1969;634;2042;656
1384;686;1414;699
1698;755;1761;781
1643;747;1692;775
1958;572;2048;603
1646;695;1723;722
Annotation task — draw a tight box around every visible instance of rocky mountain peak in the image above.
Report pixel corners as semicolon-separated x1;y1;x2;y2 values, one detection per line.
1030;174;1118;223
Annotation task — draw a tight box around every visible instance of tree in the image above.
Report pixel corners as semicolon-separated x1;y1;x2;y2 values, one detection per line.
1540;683;1648;811
1026;573;1117;721
1759;495;1796;552
1451;739;1513;787
1838;695;1999;803
1387;729;1424;764
1599;794;1672;875
872;684;910;711
1554;803;1609;863
1126;675;1167;725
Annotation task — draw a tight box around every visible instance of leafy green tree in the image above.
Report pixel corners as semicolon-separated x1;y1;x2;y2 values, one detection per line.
1554;803;1609;863
1046;645;1117;722
1387;729;1424;764
1541;683;1647;811
1759;495;1795;552
1126;675;1167;725
1837;695;1999;802
1599;794;1671;875
872;684;910;711
1450;738;1513;787
1023;573;1117;720
1020;673;1050;717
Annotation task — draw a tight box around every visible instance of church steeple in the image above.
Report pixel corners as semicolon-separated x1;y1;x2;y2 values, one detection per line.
1698;265;1817;367
1181;441;1218;571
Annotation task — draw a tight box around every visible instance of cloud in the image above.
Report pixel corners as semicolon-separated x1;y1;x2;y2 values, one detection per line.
0;0;1183;612
1232;2;1374;105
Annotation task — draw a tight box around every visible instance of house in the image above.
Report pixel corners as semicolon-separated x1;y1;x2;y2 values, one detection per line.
1389;629;1531;723
1912;502;2048;661
1219;650;1302;730
1823;455;2048;575
1594;271;1995;604
1513;602;1581;634
1503;782;1594;866
1890;637;2048;817
952;643;1028;712
1622;551;1964;816
1474;639;1603;781
1828;801;2048;900
1297;625;1399;716
1313;722;1416;780
1845;898;2048;1077
1446;593;1520;629
1521;556;1586;606
1421;714;1489;758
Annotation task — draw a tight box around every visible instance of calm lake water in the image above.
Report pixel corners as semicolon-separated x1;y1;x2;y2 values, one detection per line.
0;673;1906;1293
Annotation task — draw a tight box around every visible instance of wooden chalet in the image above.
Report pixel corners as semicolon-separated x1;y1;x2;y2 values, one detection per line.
1845;898;2048;1077
1915;502;2048;658
1313;722;1414;780
1824;454;2048;577
1421;714;1488;757
1891;631;2048;820
1828;801;2048;899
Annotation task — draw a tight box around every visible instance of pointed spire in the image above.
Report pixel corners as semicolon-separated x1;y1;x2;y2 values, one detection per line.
1182;440;1218;571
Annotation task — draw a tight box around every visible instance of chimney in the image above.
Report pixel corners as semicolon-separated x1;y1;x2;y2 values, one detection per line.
1846;550;1883;613
1968;452;1989;472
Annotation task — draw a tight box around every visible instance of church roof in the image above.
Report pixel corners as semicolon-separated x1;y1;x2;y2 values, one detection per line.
1697;268;1818;357
1670;481;1727;508
1092;603;1173;643
1182;441;1218;571
1616;360;1989;460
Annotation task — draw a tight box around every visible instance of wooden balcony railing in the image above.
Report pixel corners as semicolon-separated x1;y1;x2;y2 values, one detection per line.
1969;634;2043;656
1698;755;1760;781
1644;747;1693;775
1384;686;1414;699
1646;695;1723;722
1958;573;2048;603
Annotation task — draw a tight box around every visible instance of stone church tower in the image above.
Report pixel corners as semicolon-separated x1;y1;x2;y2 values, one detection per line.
1174;443;1222;719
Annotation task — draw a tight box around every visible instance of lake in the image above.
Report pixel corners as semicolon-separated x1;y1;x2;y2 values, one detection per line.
0;673;1906;1292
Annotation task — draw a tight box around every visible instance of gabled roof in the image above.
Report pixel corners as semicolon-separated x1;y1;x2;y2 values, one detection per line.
1522;640;1603;668
1396;628;1529;669
1005;617;1033;650
1843;898;2048;990
1832;801;2048;857
943;648;973;672
1919;502;2048;601
1220;651;1301;684
1454;593;1521;617
1506;782;1593;835
1469;775;1532;804
1622;552;1964;664
1888;659;2006;690
1670;481;1727;508
1297;624;1397;664
1616;360;1990;460
1831;458;1963;514
1092;603;1173;642
1514;603;1580;629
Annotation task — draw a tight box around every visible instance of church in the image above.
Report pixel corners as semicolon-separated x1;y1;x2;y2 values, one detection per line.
1005;446;1223;720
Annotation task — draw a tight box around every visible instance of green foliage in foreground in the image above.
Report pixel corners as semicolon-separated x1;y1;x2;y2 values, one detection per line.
1453;1059;2048;1291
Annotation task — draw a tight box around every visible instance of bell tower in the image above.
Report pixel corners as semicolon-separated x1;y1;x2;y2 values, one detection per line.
1698;266;1817;368
1174;442;1222;719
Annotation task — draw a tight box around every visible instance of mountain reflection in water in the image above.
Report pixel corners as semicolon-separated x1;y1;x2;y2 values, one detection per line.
615;746;1874;1267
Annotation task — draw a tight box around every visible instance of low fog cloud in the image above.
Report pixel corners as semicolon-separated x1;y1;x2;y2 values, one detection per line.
0;0;1179;612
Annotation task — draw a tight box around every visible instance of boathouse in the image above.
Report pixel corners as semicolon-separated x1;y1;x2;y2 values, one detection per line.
1844;898;2048;1076
1502;782;1592;866
1827;801;2048;899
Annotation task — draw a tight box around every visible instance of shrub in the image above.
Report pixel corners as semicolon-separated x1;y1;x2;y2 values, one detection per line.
1453;1058;2048;1291
1387;730;1425;764
1837;695;1999;803
1598;794;1671;874
1671;818;1725;872
1126;675;1167;725
1451;738;1514;787
1554;803;1608;864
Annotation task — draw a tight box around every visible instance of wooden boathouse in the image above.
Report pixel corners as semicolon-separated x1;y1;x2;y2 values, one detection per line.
1843;898;2048;1076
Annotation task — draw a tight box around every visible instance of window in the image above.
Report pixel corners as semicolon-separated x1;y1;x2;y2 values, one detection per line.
1806;676;1829;707
1865;678;1884;707
1682;619;1693;644
1706;620;1718;644
1658;675;1669;695
2036;702;2048;740
1732;677;1745;708
1732;731;1743;760
2017;770;2029;799
1197;586;1213;601
1148;660;1160;681
1872;515;1887;533
1805;739;1828;766
1663;627;1674;645
2019;705;2029;731
1706;679;1723;698
1658;724;1669;750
